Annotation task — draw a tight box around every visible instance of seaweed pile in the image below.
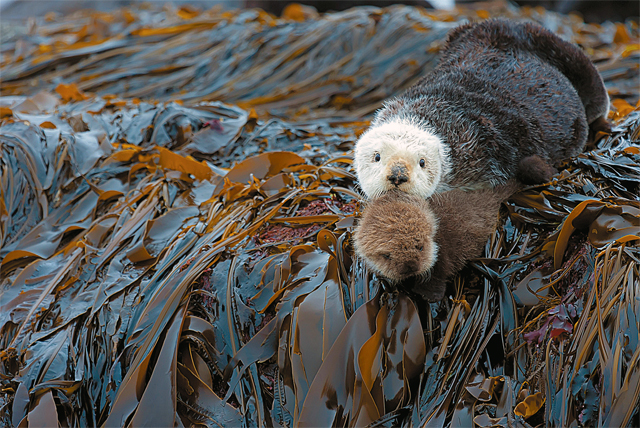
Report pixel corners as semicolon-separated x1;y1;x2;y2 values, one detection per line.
1;2;639;427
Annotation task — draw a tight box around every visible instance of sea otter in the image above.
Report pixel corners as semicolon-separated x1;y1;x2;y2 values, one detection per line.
353;184;516;301
353;190;439;284
354;18;610;199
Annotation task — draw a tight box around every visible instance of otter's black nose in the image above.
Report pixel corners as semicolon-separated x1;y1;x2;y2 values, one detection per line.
388;165;409;187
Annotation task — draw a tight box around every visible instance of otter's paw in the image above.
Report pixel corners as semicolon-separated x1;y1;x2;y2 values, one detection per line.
399;276;447;302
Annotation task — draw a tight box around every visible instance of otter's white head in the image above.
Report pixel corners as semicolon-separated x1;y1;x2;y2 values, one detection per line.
354;119;449;199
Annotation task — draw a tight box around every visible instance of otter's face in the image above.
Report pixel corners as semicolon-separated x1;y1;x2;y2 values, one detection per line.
365;235;438;283
353;191;439;282
354;120;448;199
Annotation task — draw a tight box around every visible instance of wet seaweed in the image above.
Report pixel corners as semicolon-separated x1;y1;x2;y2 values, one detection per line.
1;2;639;427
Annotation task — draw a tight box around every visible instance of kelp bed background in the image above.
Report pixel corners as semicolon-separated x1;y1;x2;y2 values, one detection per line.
0;1;639;427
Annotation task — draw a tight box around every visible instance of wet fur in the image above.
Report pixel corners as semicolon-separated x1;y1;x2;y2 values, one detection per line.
355;18;610;197
354;119;449;199
354;184;517;301
517;155;558;185
353;191;438;283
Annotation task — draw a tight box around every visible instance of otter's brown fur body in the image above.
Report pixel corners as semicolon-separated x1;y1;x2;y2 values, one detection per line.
415;186;514;301
361;18;610;195
354;185;516;301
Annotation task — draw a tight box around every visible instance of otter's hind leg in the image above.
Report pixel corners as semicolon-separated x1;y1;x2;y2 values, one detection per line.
520;22;610;126
517;155;557;185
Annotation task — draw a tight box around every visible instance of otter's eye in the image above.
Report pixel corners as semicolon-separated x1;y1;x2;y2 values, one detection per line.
419;159;426;168
374;153;381;162
381;253;391;260
416;245;424;251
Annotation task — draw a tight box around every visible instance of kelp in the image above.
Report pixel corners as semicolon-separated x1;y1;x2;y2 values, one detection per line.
1;2;639;427
1;2;638;118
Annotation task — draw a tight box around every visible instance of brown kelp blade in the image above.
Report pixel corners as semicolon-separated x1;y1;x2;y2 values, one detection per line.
1;2;639;427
